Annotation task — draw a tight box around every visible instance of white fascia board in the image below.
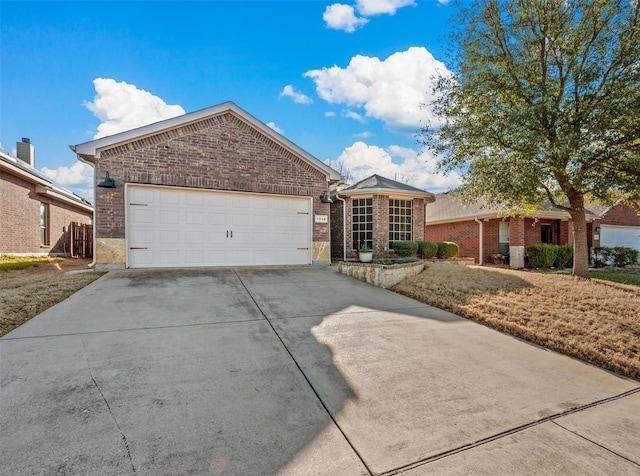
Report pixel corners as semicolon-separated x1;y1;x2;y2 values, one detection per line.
72;101;341;182
35;184;94;213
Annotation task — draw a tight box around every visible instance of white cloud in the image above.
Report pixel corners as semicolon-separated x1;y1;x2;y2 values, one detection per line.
305;47;452;132
280;85;313;104
354;131;371;138
266;122;284;134
337;141;461;192
437;0;450;5
84;78;185;139
343;110;365;122
41;161;95;202
323;3;369;32
356;0;416;16
325;111;337;117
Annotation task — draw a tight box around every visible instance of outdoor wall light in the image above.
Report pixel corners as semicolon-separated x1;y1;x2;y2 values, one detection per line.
320;191;333;204
97;171;116;188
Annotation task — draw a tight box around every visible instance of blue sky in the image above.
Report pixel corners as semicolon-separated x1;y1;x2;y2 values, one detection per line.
1;0;461;201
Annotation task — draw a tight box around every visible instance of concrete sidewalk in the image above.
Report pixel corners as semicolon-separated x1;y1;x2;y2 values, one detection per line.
1;266;638;475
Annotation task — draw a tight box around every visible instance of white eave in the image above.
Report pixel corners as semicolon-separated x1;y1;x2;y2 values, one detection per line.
71;101;341;182
336;187;435;201
1;150;93;212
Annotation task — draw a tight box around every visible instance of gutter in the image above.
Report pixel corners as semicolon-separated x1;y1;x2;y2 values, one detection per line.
474;217;483;265
70;145;97;269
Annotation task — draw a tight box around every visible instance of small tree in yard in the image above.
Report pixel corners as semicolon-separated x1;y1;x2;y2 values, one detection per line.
421;0;640;278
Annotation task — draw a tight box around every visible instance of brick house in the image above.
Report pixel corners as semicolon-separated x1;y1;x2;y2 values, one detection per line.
71;102;340;269
424;192;600;268
330;174;435;261
1;139;94;256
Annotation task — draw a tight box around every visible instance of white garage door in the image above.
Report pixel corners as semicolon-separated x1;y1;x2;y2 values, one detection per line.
600;225;640;251
126;185;312;268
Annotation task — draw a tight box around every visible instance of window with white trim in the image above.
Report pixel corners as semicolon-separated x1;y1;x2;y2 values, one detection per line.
389;199;412;248
40;203;49;246
352;198;373;250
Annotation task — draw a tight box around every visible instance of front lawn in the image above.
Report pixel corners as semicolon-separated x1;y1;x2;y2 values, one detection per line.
0;255;60;272
590;268;640;286
393;262;640;381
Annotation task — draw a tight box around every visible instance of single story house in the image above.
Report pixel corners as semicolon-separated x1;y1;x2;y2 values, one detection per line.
0;138;94;256
424;192;601;268
330;174;435;261
71;102;341;270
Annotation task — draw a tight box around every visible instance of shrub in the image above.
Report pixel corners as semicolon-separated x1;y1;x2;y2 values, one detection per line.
554;245;574;268
592;246;639;268
417;240;438;259
436;241;460;259
526;244;558;268
392;241;419;257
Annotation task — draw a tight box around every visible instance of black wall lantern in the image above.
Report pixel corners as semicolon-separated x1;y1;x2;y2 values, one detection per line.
97;171;116;188
320;191;333;204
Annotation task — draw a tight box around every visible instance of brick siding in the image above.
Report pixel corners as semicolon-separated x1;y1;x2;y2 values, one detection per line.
0;170;92;255
94;112;330;242
593;203;640;247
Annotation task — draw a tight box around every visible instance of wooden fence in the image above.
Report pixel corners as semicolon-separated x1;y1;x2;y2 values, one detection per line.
70;222;93;258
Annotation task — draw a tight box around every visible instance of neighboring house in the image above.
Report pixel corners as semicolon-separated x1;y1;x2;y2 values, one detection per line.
590;201;640;252
424;192;599;268
0;138;94;256
71;102;341;270
330;174;435;261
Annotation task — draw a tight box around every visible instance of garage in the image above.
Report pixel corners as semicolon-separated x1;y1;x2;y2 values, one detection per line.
127;184;312;268
72;102;340;270
600;225;640;251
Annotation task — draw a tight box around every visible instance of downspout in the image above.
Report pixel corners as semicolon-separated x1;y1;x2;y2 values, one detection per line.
70;145;97;268
335;194;347;262
474;217;483;265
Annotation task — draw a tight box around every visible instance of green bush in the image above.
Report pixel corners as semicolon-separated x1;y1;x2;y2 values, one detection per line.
392;241;419;257
416;240;438;259
554;244;574;268
436;241;460;259
526;244;558;268
592;246;639;268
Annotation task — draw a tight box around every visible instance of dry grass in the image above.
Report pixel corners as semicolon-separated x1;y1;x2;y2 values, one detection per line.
393;262;640;381
0;258;103;337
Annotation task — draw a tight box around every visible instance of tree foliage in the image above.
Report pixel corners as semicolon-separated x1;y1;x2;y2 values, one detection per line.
421;0;640;277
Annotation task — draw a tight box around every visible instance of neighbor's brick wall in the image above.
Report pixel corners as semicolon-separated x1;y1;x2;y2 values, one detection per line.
94;112;330;242
330;199;344;260
0;170;92;254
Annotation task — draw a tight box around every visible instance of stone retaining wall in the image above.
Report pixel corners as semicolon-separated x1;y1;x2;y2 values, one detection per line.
337;260;425;289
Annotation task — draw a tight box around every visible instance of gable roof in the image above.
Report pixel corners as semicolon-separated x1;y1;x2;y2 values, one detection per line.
0;149;93;212
426;192;598;224
335;174;435;201
71;101;340;182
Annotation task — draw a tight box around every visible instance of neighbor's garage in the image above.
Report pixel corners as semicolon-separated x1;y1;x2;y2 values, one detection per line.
599;225;640;251
127;185;312;268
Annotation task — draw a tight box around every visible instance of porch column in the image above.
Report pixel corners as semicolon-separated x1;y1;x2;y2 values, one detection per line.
509;216;525;269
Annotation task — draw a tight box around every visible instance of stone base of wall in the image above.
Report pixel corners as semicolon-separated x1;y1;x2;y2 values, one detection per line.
313;241;330;264
96;238;125;270
338;260;425;289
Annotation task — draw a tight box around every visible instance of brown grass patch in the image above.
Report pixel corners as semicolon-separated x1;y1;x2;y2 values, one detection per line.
393;262;640;381
0;258;103;337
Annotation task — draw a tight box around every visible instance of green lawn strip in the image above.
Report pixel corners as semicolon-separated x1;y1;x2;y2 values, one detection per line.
590;270;640;287
0;255;59;272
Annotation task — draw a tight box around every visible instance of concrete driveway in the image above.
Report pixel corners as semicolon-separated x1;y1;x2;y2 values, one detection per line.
1;266;639;475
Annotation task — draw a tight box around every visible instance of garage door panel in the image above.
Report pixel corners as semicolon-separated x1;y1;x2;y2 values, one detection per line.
601;226;640;250
127;185;312;268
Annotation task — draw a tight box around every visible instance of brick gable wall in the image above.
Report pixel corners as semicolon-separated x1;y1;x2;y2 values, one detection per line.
94;112;330;243
0;170;92;254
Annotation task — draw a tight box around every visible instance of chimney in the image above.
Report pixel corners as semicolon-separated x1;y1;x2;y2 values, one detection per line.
16;138;35;167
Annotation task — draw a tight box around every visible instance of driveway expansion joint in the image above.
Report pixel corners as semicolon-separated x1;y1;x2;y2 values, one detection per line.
232;268;374;476
376;386;640;476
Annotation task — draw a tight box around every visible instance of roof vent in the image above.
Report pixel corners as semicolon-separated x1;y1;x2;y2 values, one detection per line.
16;138;35;167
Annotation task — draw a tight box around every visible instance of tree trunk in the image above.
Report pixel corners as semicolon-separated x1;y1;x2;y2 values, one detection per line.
568;193;590;279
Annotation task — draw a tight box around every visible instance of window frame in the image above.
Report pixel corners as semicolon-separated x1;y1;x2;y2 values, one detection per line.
388;199;412;248
351;197;373;251
39;203;49;246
